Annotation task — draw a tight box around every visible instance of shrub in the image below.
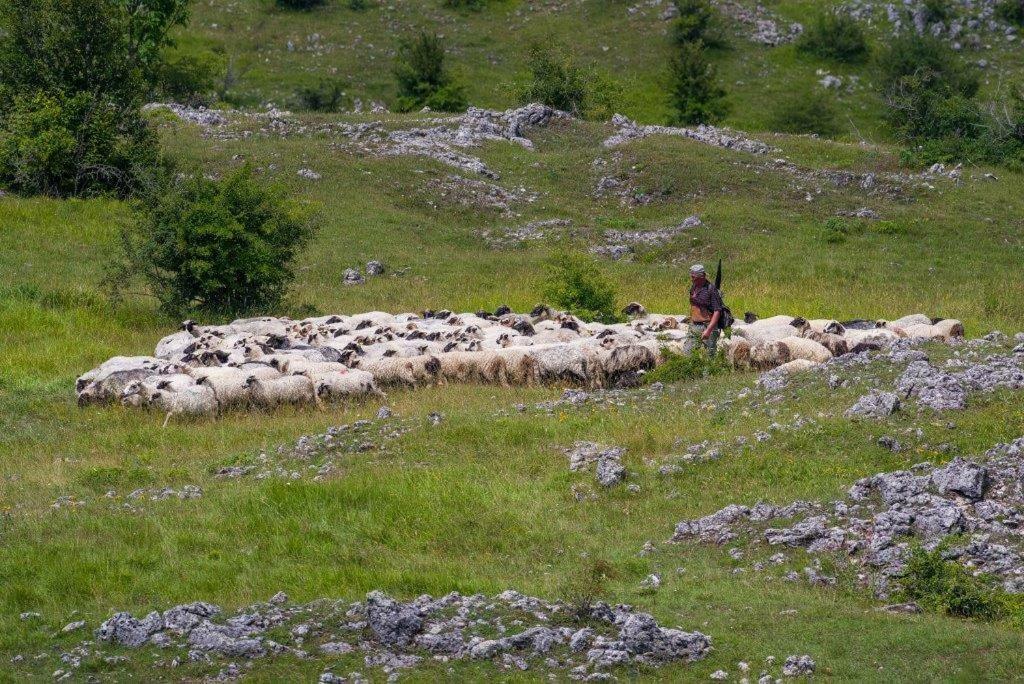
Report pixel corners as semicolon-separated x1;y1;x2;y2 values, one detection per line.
393;32;467;112
155;47;222;107
541;252;622;324
276;0;327;9
348;0;369;9
0;0;188;197
997;0;1024;26
671;0;727;49
293;79;348;112
797;10;869;63
897;547;1005;619
921;0;953;24
113;167;317;316
667;41;727;125
645;347;729;385
771;89;840;136
443;0;486;9
821;216;856;244
0;90;159;197
517;44;620;120
878;33;978;99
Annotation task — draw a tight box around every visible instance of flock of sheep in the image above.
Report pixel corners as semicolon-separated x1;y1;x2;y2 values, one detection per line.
75;307;963;423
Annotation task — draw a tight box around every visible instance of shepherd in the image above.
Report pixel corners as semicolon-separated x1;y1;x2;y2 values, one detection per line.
688;263;724;354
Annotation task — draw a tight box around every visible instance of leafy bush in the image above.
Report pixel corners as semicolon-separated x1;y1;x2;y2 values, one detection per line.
921;0;953;24
878;33;978;99
671;0;727;49
997;0;1024;26
897;547;1005;619
645;347;729;385
275;0;327;9
541;252;622;324
517;44;619;120
667;40;727;125
771;89;840;136
821;216;857;244
443;0;486;9
393;32;467;112
797;10;869;63
348;0;369;9
293;79;348;112
155;47;223;107
872;33;1023;166
0;90;159;197
0;0;188;197
113;167;317;316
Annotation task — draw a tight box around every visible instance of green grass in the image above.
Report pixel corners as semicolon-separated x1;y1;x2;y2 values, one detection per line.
4;1;1024;679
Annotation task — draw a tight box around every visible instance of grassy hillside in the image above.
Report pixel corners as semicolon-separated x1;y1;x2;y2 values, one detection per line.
181;0;1024;139
4;0;1024;681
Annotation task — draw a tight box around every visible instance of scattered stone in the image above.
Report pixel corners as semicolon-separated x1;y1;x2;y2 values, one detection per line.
781;655;815;677
846;391;900;419
343;269;366;286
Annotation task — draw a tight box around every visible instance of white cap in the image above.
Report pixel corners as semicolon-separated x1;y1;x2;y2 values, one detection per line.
690;263;706;275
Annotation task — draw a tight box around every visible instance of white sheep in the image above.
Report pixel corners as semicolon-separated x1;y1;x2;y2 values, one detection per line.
777;336;833;364
246;375;316;409
150;385;219;426
313;368;385;403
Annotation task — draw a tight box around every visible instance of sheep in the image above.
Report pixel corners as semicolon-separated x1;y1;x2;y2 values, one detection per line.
196;371;260;410
897;321;962;341
527;343;594;385
187;366;251;384
803;330;850;357
436;351;497;384
602;342;658;387
775;358;820;375
121;373;197;408
807;319;846;335
150;385;219;426
278;359;349;376
732;316;807;345
777;336;832;364
486;347;540;386
843;327;904;353
313;368;386;403
748;341;791;371
888;313;932;330
720;336;752;370
355;355;442;387
246;375;316;409
155;330;197;360
933;319;964;340
77;356;181;405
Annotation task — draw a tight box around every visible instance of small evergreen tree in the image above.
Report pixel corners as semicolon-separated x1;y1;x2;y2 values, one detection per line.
671;0;727;48
667;41;727;125
393;32;467;112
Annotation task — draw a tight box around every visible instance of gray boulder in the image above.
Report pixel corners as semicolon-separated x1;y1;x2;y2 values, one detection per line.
365;591;424;647
96;611;164;647
932;458;987;500
846;390;900;419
